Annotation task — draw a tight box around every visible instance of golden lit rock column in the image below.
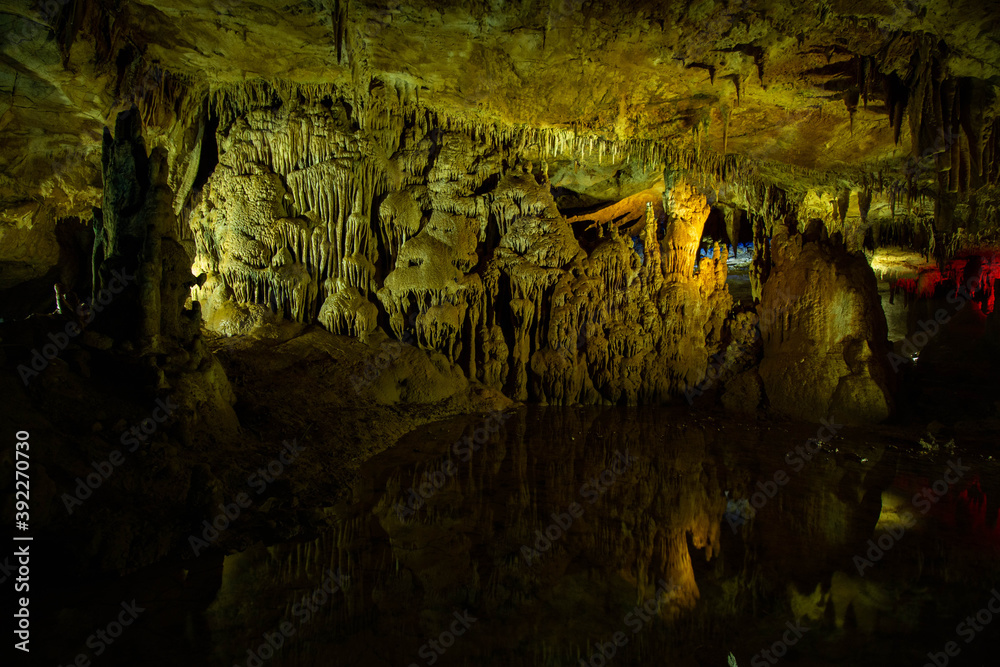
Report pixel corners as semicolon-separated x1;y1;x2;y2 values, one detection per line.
662;180;710;280
639;201;663;291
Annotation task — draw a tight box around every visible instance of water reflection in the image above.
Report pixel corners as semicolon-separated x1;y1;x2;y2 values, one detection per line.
40;407;1000;666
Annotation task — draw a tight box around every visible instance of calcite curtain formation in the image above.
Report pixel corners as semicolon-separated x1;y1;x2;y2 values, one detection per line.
6;0;1000;422
132;70;917;420
184;83;733;406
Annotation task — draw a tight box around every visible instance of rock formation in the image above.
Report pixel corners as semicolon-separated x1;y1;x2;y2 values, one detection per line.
757;224;895;423
3;1;1000;423
3;5;1000;665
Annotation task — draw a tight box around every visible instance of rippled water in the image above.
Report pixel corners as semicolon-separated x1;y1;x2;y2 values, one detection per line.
39;407;1000;666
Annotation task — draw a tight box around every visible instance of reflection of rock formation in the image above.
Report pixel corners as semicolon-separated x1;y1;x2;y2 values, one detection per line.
197;407;736;665
375;409;727;619
179;407;1000;667
24;399;998;666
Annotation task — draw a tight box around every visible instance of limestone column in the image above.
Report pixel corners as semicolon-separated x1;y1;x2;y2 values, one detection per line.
662;179;710;280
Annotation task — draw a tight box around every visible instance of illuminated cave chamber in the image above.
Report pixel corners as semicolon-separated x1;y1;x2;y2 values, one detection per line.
169;76;999;422
4;3;1000;665
4;4;1000;424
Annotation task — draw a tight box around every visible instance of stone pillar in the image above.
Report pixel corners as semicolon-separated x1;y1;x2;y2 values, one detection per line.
662;180;710;280
91;106;150;343
757;227;895;423
640;201;663;291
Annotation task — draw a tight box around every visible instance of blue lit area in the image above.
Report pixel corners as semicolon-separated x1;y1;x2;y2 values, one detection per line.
631;235;645;264
696;241;755;304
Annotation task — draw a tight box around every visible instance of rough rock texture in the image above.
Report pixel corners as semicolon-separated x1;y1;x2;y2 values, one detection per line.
183;97;734;404
758;225;895;423
4;0;1000;284
4;0;1000;421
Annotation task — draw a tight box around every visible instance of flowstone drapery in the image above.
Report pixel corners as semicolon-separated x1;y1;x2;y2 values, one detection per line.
186;94;735;405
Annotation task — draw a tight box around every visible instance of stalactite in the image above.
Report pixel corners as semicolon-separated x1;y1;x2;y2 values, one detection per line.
183;74;816;403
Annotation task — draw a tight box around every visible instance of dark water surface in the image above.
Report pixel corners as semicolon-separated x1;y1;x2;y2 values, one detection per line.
38;407;1000;667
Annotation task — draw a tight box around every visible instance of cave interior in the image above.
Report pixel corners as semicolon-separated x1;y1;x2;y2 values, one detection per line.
2;1;1000;666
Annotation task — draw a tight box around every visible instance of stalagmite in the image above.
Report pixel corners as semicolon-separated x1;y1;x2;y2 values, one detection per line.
662;180;711;280
173;63;979;409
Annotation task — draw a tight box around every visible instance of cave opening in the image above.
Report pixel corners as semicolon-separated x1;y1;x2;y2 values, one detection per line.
192;106;220;193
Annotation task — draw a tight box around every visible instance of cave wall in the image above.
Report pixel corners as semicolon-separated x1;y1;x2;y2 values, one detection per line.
181;86;737;405
6;0;1000;297
6;0;1000;421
